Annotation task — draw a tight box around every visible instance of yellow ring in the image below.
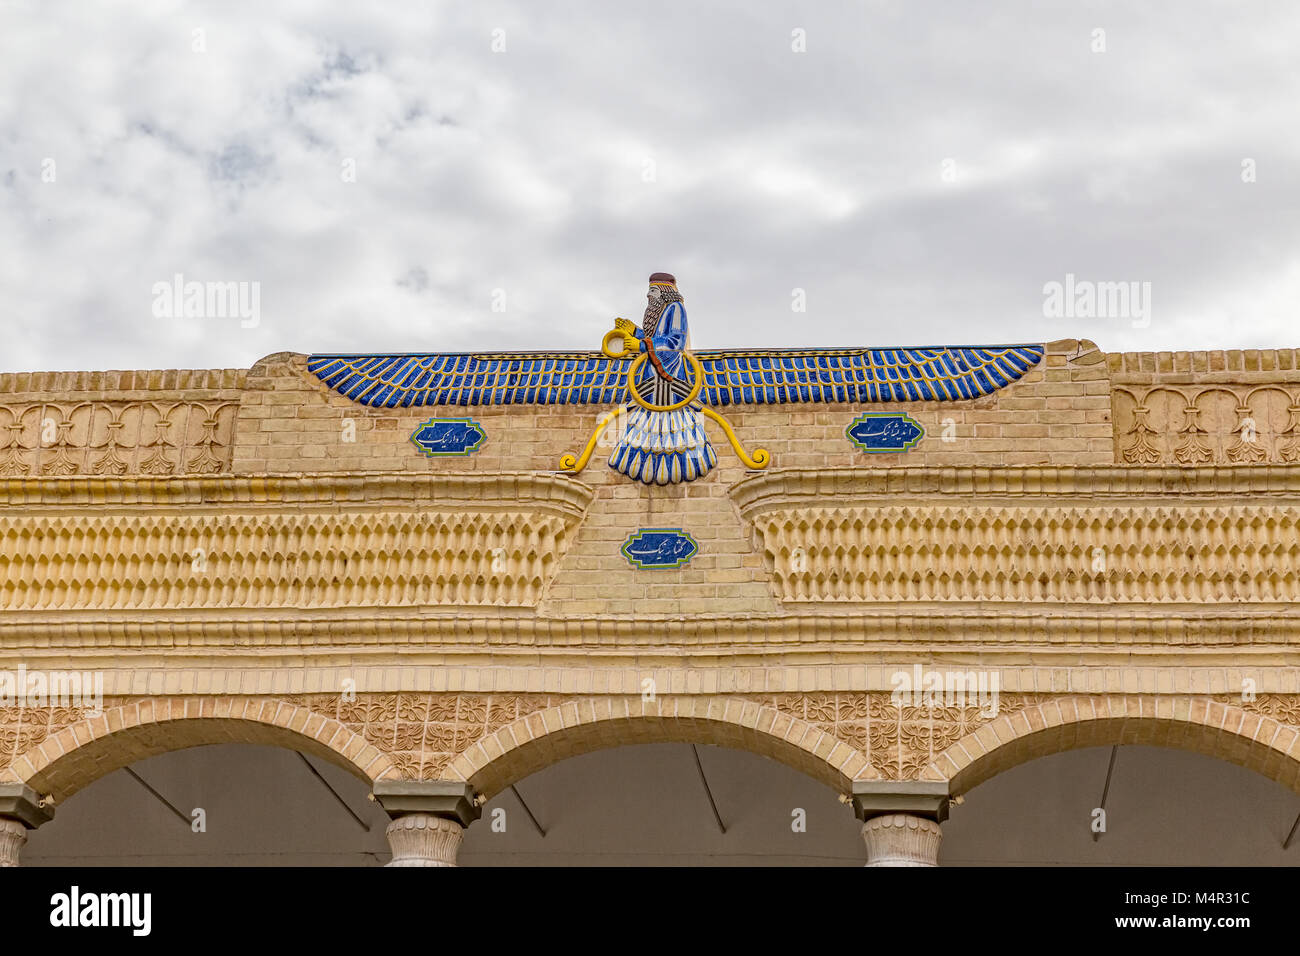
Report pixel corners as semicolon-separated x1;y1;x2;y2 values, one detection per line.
602;330;635;359
627;352;705;411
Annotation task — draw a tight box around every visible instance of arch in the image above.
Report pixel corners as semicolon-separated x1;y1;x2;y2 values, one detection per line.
443;697;872;798
3;697;396;801
924;697;1300;796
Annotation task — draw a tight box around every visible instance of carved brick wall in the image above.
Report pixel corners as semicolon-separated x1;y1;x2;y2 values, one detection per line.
0;401;240;476
743;692;1048;780
281;693;558;781
0;510;580;610
1114;386;1300;465
748;503;1300;603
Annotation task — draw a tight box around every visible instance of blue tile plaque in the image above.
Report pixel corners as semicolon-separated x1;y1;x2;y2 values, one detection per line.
846;413;924;453
410;418;486;457
621;528;699;570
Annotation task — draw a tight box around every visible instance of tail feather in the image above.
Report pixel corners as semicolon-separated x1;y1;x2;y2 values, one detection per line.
610;406;716;484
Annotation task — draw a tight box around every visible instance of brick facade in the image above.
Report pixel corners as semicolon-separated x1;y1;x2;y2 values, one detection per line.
3;335;1300;861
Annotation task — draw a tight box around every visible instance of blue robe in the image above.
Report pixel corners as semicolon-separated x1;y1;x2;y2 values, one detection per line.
634;301;689;389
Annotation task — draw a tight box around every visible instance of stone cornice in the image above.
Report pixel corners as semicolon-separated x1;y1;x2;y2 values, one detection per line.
729;465;1300;515
1105;347;1300;383
0;472;595;516
0;367;247;396
2;606;1298;652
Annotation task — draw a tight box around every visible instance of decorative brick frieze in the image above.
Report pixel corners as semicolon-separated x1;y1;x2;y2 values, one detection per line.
1115;386;1300;464
0;401;239;476
747;502;1300;604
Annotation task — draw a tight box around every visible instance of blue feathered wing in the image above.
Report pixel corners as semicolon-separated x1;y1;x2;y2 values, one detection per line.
306;345;1045;409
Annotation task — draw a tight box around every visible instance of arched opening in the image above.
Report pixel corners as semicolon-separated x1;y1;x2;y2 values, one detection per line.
22;743;394;866
15;697;874;866
8;699;393;803
940;745;1300;865
926;697;1300;798
20;740;865;866
459;742;863;866
917;696;1300;865
442;698;869;798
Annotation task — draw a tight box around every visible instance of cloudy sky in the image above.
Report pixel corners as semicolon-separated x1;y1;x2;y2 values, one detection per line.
1;0;1297;374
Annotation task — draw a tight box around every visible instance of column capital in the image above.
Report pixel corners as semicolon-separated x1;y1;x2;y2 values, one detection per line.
0;783;53;868
861;813;943;866
384;814;464;867
0;783;54;829
372;780;480;827
850;780;950;823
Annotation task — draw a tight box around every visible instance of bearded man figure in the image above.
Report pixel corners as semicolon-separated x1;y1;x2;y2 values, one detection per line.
608;273;718;485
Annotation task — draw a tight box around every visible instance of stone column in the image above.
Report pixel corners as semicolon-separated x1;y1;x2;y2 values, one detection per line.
851;780;949;867
0;783;55;867
373;781;480;868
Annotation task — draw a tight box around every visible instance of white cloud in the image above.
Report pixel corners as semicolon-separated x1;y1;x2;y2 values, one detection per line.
1;0;1299;372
